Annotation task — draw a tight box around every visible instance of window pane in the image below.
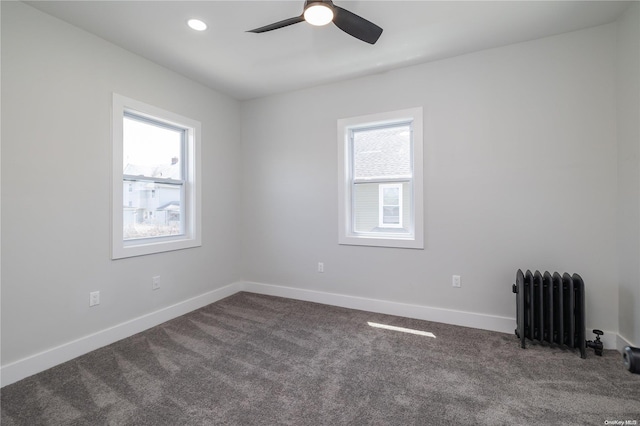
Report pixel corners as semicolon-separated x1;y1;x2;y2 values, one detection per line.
123;181;182;240
353;182;410;233
353;124;411;179
383;186;400;205
382;206;400;225
123;115;183;180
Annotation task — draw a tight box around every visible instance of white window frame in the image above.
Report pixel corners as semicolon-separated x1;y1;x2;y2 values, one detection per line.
379;183;403;229
338;107;424;249
112;93;201;259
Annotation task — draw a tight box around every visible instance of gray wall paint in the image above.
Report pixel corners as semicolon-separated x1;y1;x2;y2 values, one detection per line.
1;2;242;364
241;23;620;332
617;3;640;347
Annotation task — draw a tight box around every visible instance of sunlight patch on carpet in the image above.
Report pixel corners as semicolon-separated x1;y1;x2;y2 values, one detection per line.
367;322;436;338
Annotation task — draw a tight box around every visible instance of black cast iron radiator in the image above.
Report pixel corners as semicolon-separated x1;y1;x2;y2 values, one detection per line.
512;269;587;358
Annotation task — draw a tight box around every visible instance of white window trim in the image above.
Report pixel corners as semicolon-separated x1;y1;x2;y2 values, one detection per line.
338;107;424;249
112;93;201;259
379;183;403;229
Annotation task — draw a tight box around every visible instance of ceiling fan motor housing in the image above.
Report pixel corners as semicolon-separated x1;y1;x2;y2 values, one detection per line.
304;0;334;9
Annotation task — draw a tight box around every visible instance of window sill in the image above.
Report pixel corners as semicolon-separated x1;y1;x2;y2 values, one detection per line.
339;234;424;249
112;236;201;259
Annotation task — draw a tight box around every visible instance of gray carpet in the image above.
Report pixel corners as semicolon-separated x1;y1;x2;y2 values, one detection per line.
1;292;639;425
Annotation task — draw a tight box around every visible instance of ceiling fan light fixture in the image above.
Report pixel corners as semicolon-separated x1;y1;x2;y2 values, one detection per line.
303;3;334;26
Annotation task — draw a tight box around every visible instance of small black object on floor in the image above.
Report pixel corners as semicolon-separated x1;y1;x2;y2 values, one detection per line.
624;346;640;374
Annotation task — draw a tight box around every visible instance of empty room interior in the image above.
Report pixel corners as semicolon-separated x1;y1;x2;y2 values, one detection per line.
2;0;640;424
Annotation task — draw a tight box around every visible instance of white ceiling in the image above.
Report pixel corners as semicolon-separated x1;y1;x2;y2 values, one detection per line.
26;1;630;100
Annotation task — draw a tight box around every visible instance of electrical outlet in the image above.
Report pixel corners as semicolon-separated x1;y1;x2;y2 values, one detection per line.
452;275;461;288
89;291;100;307
318;262;324;273
152;276;160;290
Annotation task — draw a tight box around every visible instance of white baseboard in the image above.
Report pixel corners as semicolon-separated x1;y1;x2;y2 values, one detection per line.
0;282;241;388
241;281;621;353
240;281;516;334
2;280;627;387
616;333;636;353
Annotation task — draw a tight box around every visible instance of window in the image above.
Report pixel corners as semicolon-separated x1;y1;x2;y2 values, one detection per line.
379;183;403;228
338;107;423;249
112;94;201;259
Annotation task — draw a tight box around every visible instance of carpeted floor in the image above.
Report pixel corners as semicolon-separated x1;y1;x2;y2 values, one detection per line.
1;292;639;425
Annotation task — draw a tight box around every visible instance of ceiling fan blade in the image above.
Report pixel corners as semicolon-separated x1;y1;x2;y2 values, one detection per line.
332;6;382;44
247;15;305;33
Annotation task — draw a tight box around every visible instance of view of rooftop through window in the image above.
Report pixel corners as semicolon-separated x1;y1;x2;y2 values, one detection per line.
353;125;411;180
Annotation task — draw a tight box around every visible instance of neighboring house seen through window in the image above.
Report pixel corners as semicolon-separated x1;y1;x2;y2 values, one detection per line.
338;107;424;249
379;183;403;228
123;113;184;240
112;94;201;259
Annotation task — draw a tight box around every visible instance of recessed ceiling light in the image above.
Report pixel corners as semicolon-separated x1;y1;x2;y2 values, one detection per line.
187;19;207;31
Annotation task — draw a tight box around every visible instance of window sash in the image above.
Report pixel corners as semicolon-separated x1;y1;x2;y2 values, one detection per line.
123;175;185;185
350;122;412;181
352;176;411;184
123;112;186;181
122;179;186;241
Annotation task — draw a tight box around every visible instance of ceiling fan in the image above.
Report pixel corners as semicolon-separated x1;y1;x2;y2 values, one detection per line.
247;0;383;45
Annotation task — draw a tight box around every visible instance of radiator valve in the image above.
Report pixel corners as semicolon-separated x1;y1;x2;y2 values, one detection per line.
586;329;603;356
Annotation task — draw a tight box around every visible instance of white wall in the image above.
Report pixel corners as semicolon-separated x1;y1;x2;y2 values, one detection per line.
241;23;619;333
1;2;241;365
617;2;640;348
